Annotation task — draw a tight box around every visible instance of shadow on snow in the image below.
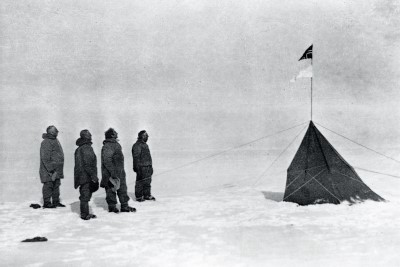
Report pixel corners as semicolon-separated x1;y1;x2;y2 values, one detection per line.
261;191;284;202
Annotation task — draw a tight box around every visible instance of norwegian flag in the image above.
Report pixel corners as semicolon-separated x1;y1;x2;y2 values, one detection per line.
298;44;313;61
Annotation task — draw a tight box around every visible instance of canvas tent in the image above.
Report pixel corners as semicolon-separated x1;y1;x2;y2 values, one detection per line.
283;121;384;205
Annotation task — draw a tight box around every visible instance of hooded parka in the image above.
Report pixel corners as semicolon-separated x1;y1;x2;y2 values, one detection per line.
74;138;97;189
100;138;126;188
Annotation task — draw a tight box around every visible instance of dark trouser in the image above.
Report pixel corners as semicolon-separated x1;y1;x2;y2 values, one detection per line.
105;176;130;208
42;179;61;205
135;166;153;198
79;183;92;217
135;177;152;198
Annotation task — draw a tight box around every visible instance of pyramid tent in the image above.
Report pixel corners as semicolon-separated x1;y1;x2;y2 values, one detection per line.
283;121;384;205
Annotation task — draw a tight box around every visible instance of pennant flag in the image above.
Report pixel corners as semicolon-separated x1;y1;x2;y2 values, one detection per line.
299;44;313;61
290;65;313;83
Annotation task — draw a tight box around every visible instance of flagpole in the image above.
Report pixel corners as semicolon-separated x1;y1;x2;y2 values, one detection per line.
311;58;313;121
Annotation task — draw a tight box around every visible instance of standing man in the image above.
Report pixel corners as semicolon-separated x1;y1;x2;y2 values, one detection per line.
39;125;65;208
132;130;156;202
101;128;136;213
74;130;98;220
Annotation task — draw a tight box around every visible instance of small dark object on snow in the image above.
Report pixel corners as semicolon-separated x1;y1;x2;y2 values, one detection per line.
90;180;99;193
21;236;48;242
30;204;41;209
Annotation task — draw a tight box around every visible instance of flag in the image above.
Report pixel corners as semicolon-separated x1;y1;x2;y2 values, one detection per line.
290;65;312;83
298;44;312;61
296;65;312;78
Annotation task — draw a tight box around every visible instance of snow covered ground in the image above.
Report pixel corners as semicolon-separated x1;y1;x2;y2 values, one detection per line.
1;182;399;267
1;134;400;267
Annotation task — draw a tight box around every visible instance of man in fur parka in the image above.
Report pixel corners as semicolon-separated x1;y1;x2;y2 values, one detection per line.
39;125;65;208
74;129;98;220
101;128;136;213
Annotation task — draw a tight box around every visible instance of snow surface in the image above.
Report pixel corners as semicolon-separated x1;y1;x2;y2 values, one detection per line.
1;183;399;267
1;130;400;266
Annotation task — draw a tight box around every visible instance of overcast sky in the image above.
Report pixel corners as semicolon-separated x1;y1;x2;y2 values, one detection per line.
1;0;399;199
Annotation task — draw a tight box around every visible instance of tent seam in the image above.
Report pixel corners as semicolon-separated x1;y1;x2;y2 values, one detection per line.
283;169;325;201
312;177;341;203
